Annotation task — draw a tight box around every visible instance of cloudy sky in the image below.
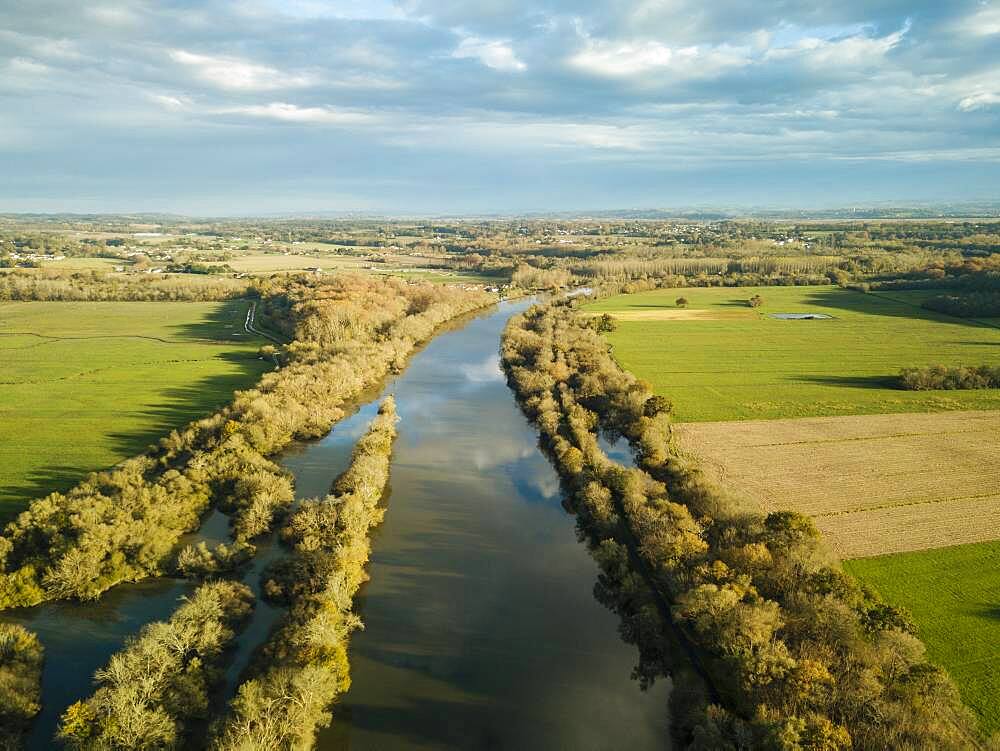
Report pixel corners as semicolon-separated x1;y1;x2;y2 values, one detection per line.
1;0;998;214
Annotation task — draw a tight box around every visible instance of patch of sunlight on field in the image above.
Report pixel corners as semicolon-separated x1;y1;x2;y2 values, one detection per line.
0;300;269;521
583;285;1000;422
845;541;1000;736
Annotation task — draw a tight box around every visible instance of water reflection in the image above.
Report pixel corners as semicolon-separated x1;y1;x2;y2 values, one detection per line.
4;300;671;751
309;301;670;750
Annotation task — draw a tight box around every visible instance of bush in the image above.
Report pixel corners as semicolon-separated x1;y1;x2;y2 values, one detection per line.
0;623;43;747
898;364;1000;390
922;291;1000;318
595;313;617;333
58;580;254;750
175;541;255;579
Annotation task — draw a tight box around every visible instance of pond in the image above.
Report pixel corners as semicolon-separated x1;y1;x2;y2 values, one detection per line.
769;313;834;320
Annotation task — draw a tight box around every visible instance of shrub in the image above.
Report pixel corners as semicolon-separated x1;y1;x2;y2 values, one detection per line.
58;580;254;750
0;623;43;748
898;364;1000;390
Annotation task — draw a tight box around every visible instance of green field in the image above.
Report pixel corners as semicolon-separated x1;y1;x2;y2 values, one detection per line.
0;300;268;520
584;286;1000;422
845;542;1000;735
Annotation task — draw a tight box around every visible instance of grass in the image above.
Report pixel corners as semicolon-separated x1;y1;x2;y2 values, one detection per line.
0;300;268;520
845;541;1000;736
39;257;123;271
583;285;1000;422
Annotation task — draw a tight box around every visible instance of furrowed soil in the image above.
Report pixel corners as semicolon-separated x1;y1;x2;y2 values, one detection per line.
674;410;1000;559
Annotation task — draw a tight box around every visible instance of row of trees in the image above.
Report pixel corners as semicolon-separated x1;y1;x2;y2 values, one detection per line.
923;291;1000;318
501;302;979;749
899;364;1000;390
0;269;250;301
211;400;398;749
57;581;254;749
0;276;491;609
0;623;44;749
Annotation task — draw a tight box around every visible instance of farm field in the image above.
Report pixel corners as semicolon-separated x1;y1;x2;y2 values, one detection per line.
584;285;1000;422
221;252;446;275
38;257;122;271
0;300;267;520
674;410;1000;558
845;541;1000;735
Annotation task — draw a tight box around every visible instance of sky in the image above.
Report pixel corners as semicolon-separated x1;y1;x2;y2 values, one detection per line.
0;0;998;215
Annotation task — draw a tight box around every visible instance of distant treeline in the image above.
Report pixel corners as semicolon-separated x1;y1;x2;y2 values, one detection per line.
58;580;254;749
899;364;1000;391
0;276;490;609
0;623;43;749
212;399;398;749
0;269;249;301
502;302;978;749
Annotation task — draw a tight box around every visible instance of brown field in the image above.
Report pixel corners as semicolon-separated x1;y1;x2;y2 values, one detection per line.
674;410;1000;558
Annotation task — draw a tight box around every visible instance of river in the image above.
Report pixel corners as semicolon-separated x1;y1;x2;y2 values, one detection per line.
5;299;671;750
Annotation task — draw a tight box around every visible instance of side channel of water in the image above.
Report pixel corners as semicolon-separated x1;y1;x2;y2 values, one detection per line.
5;298;671;750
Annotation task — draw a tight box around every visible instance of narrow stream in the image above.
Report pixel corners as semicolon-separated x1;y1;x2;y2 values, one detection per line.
4;299;671;750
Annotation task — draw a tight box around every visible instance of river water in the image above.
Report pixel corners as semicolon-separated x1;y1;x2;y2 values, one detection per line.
5;299;670;750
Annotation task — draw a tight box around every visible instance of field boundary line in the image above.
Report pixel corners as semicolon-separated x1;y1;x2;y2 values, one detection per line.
812;490;1000;518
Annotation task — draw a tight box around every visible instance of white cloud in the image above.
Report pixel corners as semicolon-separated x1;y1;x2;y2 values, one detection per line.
765;22;910;67
86;5;141;26
169;49;315;91
147;93;191;111
953;5;1000;36
224;102;376;125
452;37;526;72
6;57;50;76
958;91;1000;111
569;39;748;79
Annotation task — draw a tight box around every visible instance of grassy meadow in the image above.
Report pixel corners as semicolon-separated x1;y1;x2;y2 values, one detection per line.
845;542;1000;735
584;285;1000;422
0;300;268;520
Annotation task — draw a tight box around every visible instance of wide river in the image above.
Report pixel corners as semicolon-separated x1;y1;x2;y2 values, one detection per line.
7;299;671;750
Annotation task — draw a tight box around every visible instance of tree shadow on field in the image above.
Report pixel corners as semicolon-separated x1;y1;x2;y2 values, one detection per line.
4;351;269;515
972;604;1000;621
104;351;269;457
803;287;1000;332
1;464;93;524
168;299;252;343
797;374;898;389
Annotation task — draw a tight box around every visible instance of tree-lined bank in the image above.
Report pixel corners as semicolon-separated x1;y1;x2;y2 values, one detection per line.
0;276;491;608
501;300;979;749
